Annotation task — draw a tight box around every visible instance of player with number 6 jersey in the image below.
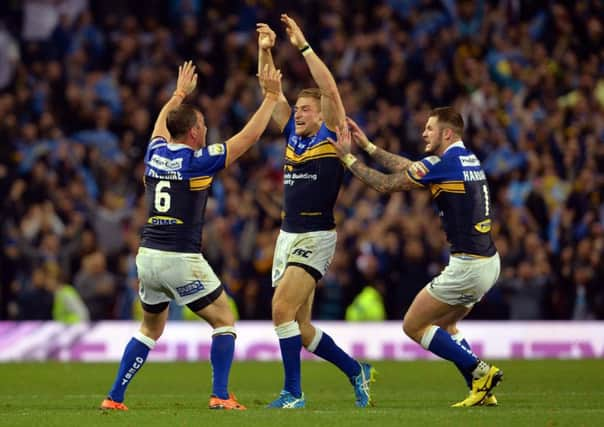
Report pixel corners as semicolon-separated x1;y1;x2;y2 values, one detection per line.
100;60;283;412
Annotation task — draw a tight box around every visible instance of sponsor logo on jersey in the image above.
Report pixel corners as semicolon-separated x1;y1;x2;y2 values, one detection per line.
175;280;205;297
474;219;491;233
149;154;183;171
208;144;225;156
147;216;184;225
283;172;318;186
459;154;481;167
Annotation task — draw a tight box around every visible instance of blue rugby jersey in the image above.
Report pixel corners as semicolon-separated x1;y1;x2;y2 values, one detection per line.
140;137;228;253
281;114;344;232
406;141;496;257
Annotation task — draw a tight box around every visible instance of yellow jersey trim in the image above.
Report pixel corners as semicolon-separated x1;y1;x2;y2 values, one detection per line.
190;176;213;191
285;140;338;163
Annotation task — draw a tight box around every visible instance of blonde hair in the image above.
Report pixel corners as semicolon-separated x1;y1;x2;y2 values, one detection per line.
297;88;321;101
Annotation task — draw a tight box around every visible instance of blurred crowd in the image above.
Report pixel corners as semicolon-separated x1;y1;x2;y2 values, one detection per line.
1;0;603;322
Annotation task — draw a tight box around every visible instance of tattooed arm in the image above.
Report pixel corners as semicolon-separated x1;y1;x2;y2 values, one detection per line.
347;117;412;172
329;125;419;193
348;161;417;193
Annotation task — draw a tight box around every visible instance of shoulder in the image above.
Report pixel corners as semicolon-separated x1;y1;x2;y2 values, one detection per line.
317;121;336;139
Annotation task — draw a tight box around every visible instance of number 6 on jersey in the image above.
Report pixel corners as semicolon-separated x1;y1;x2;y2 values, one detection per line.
155;180;171;213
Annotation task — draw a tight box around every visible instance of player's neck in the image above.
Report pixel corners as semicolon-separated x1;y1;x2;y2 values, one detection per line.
170;137;197;150
439;139;464;156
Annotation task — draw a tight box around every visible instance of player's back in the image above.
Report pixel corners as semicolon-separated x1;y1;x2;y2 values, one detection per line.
140;137;227;253
281;116;344;233
407;142;496;257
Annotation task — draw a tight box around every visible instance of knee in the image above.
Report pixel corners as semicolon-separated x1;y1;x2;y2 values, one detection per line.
402;317;422;343
272;296;295;324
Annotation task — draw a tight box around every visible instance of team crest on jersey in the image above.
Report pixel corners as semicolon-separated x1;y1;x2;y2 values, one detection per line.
208;144;225;156
408;161;429;180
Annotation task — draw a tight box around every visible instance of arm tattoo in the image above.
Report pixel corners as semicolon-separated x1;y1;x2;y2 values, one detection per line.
349;160;414;193
370;146;413;172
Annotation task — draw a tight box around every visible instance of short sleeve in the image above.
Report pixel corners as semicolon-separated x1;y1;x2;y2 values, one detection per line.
406;155;450;187
315;122;336;142
190;143;228;175
282;112;295;140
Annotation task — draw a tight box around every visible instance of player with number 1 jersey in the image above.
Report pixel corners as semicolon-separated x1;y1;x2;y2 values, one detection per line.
331;107;503;408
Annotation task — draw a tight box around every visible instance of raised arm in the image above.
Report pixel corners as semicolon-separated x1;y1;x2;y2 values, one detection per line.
347;117;413;172
224;66;282;167
281;14;345;130
329;125;417;193
257;23;290;131
152;60;198;139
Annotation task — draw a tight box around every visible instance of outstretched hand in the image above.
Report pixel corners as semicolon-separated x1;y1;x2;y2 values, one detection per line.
176;60;198;96
258;64;282;96
257;23;276;49
346;117;371;150
280;14;308;49
328;125;352;157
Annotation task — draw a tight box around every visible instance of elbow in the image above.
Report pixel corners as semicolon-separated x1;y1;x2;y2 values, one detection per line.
322;84;339;100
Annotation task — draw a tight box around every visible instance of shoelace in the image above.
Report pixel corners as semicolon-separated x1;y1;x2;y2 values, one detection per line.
356;373;371;397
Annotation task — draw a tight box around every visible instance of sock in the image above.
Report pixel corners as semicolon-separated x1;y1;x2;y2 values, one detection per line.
306;327;360;380
108;332;155;402
211;327;236;399
471;360;491;379
451;332;473;388
421;326;478;373
275;321;302;398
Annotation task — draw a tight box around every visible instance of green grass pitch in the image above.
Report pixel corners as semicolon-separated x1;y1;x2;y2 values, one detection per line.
1;360;603;427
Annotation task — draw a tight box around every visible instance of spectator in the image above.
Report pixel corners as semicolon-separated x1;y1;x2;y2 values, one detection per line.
2;0;603;321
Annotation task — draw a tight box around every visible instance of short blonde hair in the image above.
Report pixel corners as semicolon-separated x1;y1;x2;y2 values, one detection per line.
297;88;321;101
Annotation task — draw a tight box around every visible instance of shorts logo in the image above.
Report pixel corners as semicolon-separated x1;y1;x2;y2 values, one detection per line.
175;280;205;297
458;293;475;304
292;248;312;258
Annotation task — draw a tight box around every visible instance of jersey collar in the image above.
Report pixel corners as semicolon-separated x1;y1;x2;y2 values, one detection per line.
167;142;193;151
443;140;465;155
